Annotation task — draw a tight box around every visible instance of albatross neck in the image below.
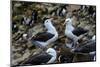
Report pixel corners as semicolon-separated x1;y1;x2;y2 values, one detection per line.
65;23;74;31
46;22;57;34
47;50;57;64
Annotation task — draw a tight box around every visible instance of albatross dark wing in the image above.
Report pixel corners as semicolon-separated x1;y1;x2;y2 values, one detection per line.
72;27;88;36
33;32;54;42
73;40;96;53
23;53;52;65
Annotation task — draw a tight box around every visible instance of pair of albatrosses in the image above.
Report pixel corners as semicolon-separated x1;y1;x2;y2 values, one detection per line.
31;17;88;49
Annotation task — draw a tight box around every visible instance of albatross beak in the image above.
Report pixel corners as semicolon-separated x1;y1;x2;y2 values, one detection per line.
50;18;53;21
63;21;66;26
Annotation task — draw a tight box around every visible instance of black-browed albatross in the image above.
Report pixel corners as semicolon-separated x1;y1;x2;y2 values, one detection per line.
71;35;96;54
71;35;96;61
20;48;57;65
64;18;88;48
31;18;58;48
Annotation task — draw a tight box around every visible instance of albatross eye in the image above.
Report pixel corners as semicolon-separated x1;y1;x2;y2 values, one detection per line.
46;21;48;23
47;51;51;53
67;21;68;22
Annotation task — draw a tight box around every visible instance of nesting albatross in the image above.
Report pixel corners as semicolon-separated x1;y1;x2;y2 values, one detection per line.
31;18;58;49
71;35;96;54
64;18;88;48
20;48;57;65
71;35;96;61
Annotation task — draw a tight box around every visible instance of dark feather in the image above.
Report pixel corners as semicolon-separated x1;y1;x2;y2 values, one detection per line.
22;53;52;65
32;32;54;42
42;17;49;23
73;40;96;53
72;27;88;36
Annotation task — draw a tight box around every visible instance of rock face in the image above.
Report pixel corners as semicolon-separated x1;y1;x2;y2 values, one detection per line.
11;1;96;66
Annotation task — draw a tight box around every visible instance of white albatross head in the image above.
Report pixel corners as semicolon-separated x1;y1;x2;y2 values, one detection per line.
46;48;57;64
44;18;53;27
46;48;57;56
64;18;73;25
43;18;57;34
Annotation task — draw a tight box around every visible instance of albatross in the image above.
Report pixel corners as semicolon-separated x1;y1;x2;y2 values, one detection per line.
71;35;96;61
71;35;96;53
31;18;58;48
20;48;57;65
64;18;88;48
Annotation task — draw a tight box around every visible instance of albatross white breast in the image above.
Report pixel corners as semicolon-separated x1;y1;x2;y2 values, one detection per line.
64;18;88;48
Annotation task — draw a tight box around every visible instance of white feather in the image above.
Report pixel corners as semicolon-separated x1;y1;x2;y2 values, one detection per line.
64;18;78;41
36;19;58;47
46;48;57;63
